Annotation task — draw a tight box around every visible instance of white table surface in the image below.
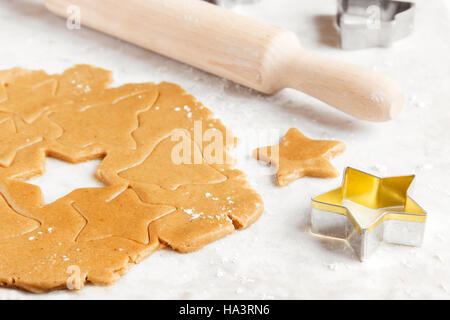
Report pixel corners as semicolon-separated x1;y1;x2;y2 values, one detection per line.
0;0;449;300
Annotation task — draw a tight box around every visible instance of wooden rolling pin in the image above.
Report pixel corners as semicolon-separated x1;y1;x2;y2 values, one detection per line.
45;0;403;122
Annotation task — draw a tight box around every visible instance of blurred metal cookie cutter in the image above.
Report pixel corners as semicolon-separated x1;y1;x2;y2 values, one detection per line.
311;167;426;261
337;0;415;50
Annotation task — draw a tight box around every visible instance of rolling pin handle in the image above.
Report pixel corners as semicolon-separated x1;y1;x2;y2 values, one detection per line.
282;49;404;122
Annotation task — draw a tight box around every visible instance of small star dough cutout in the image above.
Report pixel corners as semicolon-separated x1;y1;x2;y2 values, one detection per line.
253;128;346;187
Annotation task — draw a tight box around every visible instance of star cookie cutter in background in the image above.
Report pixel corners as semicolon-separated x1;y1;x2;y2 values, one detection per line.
337;0;415;50
311;167;426;261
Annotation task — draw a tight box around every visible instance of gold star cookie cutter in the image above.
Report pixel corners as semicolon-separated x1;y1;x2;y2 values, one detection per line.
311;167;426;261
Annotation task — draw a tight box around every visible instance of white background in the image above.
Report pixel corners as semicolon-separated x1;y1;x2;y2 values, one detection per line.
0;0;449;299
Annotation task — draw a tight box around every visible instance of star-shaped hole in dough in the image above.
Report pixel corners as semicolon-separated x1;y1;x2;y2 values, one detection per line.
0;118;41;167
71;186;176;244
253;128;346;187
26;157;104;205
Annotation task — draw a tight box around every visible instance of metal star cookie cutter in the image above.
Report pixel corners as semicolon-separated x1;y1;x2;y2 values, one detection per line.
337;0;415;50
311;167;426;261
